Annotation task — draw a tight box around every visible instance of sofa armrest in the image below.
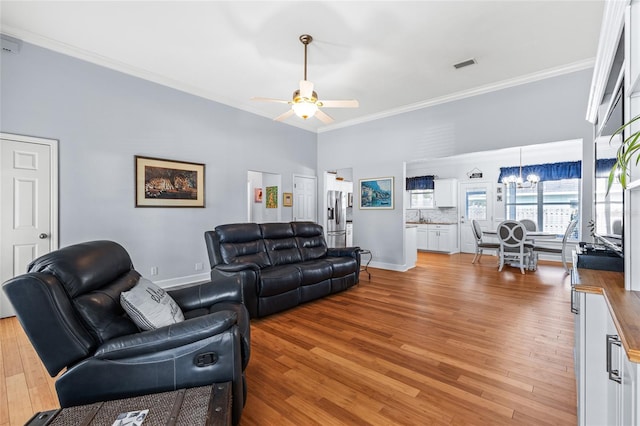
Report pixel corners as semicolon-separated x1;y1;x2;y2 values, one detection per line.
168;279;243;310
216;262;261;272
94;311;237;360
327;246;361;258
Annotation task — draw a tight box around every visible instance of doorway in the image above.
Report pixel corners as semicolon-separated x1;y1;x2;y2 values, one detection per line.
0;133;59;318
293;174;317;222
459;182;494;254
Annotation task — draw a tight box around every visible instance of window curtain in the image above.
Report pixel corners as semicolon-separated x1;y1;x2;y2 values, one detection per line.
595;158;617;178
406;175;435;190
498;161;582;183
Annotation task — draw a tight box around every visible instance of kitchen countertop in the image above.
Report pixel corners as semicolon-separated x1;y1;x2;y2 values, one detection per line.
573;268;640;362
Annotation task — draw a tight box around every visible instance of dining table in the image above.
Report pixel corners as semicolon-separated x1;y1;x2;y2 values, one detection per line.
483;229;558;270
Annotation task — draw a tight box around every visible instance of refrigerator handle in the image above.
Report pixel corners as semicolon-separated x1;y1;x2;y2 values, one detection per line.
335;199;340;225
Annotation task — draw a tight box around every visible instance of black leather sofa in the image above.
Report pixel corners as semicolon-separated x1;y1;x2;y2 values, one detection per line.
2;241;250;425
204;222;360;318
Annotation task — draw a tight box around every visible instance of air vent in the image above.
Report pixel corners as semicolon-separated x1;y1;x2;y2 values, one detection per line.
1;37;21;54
453;58;477;69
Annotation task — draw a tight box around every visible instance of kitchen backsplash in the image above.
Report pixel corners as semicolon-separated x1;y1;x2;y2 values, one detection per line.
406;208;457;224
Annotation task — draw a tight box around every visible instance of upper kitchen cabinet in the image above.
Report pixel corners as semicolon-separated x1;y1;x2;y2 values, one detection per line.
434;178;458;208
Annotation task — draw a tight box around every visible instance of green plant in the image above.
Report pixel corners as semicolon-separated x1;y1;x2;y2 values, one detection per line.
608;114;640;193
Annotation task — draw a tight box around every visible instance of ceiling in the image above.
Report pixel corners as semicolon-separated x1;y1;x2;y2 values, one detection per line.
0;1;605;133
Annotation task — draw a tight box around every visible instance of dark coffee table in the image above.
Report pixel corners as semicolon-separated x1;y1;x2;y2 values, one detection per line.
26;382;231;426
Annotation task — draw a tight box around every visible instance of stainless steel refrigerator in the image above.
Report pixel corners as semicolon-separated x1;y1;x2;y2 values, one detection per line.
327;190;347;248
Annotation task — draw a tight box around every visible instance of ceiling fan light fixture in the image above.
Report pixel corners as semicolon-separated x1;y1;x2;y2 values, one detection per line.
292;100;318;119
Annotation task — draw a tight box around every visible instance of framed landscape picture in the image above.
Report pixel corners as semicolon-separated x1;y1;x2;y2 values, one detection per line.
135;156;205;207
360;177;394;209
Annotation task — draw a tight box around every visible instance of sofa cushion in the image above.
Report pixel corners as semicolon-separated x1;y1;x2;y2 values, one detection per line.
120;278;185;330
73;270;141;344
261;223;302;266
324;256;358;278
258;265;301;297
292;222;328;261
28;240;134;298
296;260;333;285
216;223;271;268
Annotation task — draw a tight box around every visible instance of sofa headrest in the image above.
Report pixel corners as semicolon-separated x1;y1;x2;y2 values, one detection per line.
28;240;134;298
291;222;324;237
260;223;294;239
215;223;263;243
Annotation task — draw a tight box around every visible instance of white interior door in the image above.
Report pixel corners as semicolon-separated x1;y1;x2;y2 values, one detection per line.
459;182;494;253
293;175;317;222
0;134;58;318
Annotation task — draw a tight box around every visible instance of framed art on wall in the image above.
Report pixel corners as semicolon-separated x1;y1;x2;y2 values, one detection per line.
135;156;205;207
266;186;278;208
254;188;263;203
359;177;394;209
283;192;293;207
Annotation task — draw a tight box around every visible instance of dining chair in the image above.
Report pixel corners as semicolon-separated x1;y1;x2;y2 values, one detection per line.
532;219;579;274
497;220;533;274
471;220;500;264
520;219;537;232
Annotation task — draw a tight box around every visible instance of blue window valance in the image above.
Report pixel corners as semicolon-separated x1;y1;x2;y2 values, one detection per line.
498;161;582;183
595;158;617;178
406;175;435;190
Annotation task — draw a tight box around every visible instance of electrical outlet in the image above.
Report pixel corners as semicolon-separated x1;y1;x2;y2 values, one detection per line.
195;262;203;271
151;266;158;276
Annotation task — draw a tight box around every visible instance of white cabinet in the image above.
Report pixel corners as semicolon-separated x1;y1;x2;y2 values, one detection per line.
346;223;353;246
416;225;428;250
434;178;457;208
405;226;417;269
426;224;457;253
574;288;640;426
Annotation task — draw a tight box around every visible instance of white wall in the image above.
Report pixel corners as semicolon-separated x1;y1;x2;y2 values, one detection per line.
0;41;316;285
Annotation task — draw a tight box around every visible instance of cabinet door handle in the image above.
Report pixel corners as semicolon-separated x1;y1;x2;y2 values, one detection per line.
606;334;622;384
570;286;578;314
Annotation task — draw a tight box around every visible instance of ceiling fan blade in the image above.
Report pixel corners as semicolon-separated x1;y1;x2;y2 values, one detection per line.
299;80;314;99
274;109;295;122
251;97;290;104
315;109;334;124
319;99;359;108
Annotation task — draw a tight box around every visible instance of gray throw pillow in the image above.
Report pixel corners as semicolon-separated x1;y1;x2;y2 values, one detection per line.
120;278;184;330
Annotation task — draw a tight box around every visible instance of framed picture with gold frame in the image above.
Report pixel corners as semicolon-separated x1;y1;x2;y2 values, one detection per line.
135;156;205;207
283;192;293;207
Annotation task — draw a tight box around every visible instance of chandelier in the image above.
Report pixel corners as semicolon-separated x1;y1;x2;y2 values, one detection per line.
503;148;539;188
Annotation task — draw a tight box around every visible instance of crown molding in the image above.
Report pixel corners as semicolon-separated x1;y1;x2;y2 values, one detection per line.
319;58;595;134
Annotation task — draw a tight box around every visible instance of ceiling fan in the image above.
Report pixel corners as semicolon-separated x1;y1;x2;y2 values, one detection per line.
251;34;359;124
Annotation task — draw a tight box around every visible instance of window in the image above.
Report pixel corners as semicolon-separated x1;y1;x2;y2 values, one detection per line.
409;190;434;208
504;179;580;237
595;175;623;236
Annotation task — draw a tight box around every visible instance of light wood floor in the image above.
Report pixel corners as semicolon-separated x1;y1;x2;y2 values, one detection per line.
0;252;576;425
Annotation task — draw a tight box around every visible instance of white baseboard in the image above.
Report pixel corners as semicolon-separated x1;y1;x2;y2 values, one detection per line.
152;272;210;289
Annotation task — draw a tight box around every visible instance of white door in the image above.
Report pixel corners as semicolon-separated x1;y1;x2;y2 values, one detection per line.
459;182;494;253
293;175;317;222
0;134;58;318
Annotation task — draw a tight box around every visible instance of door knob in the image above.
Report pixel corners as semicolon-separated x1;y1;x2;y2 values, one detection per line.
39;233;48;239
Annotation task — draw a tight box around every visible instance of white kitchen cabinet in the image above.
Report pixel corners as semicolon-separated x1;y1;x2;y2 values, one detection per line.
574;287;640;426
416;224;428;250
346;222;353;246
434;178;458;208
426;224;457;253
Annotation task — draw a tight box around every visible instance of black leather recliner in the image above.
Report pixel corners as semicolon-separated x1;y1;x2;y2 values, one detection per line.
2;240;250;425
